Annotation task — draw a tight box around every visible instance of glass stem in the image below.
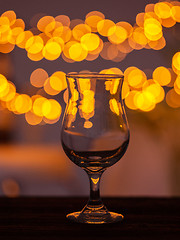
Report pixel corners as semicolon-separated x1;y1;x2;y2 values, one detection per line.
86;172;104;210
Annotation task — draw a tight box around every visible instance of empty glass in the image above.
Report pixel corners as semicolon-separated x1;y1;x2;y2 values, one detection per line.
61;73;130;224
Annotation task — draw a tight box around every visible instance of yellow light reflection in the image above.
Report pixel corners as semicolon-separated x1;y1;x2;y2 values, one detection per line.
109;98;120;115
122;81;130;99
91;177;99;184
84;120;93;129
80;90;95;114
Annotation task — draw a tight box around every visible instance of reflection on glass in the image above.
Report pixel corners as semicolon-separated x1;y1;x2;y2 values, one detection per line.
61;73;130;224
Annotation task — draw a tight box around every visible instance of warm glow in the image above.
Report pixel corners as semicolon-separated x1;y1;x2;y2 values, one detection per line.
25;36;44;54
172;52;180;74
108;25;128;44
97;19;116;37
152;66;171;86
2;178;20;198
1;10;16;24
174;75;180;95
132;27;148;46
14;94;32;114
42;99;62;120
16;31;33;48
134;91;156;111
154;2;172;19
171;6;180;22
148;37;166;50
72;24;91;41
161;17;176;28
37;16;55;32
125;67;147;88
69;42;88;61
53;26;72;43
50;71;67;91
43;41;62;60
124;90;138;110
143;80;165;103
0;74;8;93
44;78;60;95
25;111;42;125
0;3;180;118
0;82;16;102
33;97;47;117
30;68;49;88
144;18;162;41
81;33;100;52
55;15;70;27
166;88;180;108
85;11;105;32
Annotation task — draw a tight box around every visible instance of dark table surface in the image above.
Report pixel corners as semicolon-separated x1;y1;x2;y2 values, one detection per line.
0;197;180;240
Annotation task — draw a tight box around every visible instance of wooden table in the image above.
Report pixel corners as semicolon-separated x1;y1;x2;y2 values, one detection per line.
0;197;179;239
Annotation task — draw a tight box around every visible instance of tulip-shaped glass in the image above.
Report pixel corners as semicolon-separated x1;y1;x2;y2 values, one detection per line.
61;73;130;224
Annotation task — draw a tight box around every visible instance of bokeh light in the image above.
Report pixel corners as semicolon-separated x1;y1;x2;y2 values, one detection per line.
0;1;180;126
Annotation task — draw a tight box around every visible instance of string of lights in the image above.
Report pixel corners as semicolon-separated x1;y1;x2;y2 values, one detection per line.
0;1;180;125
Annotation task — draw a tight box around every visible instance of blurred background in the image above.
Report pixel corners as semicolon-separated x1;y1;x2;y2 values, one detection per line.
0;0;180;197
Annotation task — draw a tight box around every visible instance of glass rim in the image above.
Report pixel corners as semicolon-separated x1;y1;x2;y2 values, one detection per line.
66;72;124;79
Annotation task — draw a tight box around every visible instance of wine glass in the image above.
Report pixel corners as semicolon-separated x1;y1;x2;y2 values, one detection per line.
61;72;130;224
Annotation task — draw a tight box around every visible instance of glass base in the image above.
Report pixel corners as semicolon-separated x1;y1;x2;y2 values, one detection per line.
66;210;124;224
